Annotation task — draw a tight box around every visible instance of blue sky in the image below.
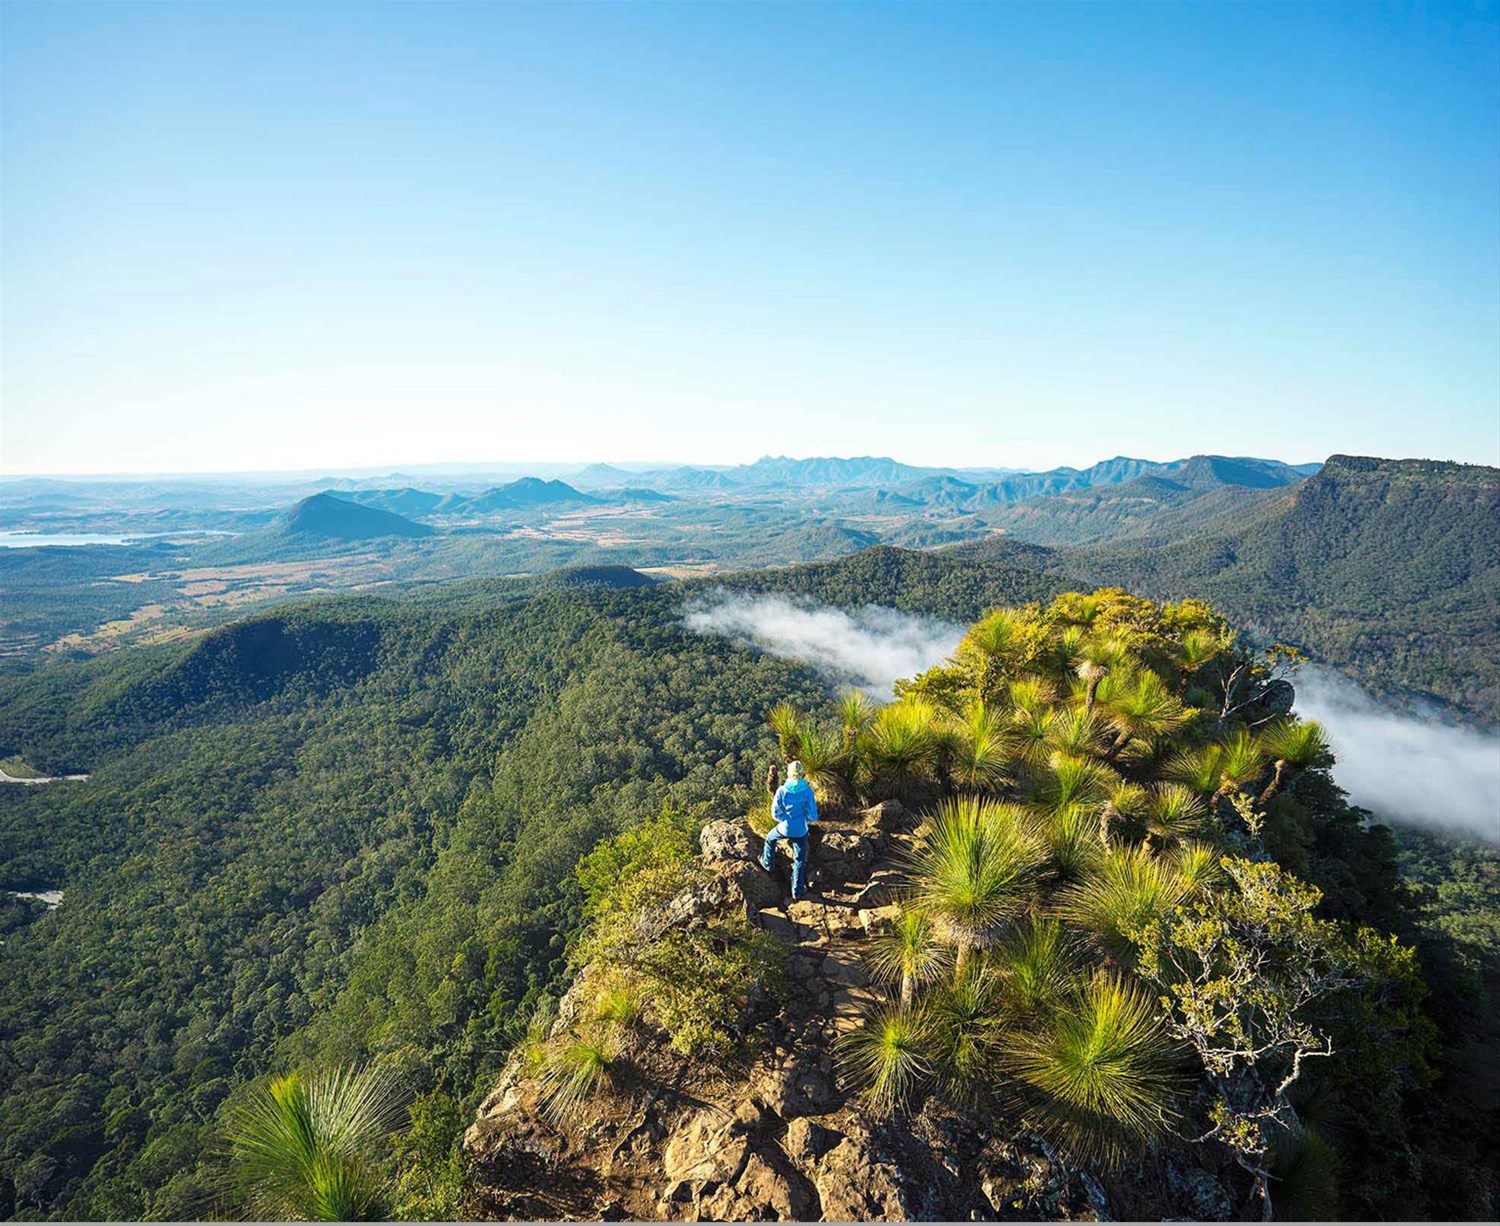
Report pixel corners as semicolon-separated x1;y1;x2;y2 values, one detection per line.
2;0;1497;475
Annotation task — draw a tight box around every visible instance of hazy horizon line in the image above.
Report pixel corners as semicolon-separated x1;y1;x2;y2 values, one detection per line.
0;448;1397;486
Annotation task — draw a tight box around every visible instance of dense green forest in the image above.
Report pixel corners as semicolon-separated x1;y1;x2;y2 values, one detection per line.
1;550;1496;1220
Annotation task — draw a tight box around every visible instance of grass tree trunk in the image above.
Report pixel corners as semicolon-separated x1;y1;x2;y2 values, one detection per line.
1257;760;1289;806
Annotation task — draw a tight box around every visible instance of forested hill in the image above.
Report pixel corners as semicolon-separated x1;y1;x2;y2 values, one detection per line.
945;455;1500;721
1067;455;1500;719
0;551;1068;1220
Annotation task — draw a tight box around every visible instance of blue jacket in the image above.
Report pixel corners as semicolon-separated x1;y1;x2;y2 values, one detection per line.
772;778;819;838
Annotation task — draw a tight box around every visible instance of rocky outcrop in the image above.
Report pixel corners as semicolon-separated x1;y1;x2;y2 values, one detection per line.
463;800;1228;1221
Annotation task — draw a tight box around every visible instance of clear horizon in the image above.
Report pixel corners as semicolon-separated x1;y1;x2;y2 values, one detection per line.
3;1;1497;475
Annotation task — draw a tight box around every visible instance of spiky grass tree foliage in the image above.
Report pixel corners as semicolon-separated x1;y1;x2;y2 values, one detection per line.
767;702;804;759
1043;802;1106;884
1054;847;1191;960
538;1028;621;1123
1145;783;1209;848
1165;741;1225;797
225;1065;408;1222
1215;729;1266;799
959;607;1048;697
591;979;646;1029
1045;706;1109;758
1256;719;1332;803
949;701;1013;792
866;697;944;796
1174;628;1225;687
793;723;856;804
1010;704;1056;768
837;1004;934;1116
1031;751;1118;813
1002;973;1182;1168
1170;841;1225;893
993;918;1077;1018
908;797;1045;975
1101;671;1186;762
837;688;878;746
929;962;1003;1103
1007;676;1057;719
866;909;950;1006
1099;781;1150;850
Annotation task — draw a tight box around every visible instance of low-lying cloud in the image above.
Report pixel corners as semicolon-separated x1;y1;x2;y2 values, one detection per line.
683;593;964;696
1294;666;1499;842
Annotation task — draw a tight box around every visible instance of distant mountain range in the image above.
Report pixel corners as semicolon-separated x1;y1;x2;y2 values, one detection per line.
334;477;597;519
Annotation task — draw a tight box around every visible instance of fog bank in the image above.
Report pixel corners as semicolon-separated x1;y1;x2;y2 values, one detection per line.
1294;667;1499;842
683;593;964;696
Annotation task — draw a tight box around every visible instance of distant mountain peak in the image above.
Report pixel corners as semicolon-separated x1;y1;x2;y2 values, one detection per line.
282;492;433;539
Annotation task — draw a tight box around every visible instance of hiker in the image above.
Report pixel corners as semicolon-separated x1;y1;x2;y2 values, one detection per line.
759;760;819;899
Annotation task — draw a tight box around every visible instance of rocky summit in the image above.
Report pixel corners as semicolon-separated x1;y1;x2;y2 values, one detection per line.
462;802;1228;1222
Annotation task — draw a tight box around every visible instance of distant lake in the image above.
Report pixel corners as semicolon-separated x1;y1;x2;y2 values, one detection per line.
0;530;233;548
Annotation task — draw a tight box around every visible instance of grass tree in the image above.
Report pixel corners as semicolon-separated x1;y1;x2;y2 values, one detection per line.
1256;719;1331;804
1001;973;1183;1167
959;607;1048;699
1043;801;1106;884
1214;730;1267;801
1074;636;1129;713
865;697;944;798
1144;783;1209;849
993;918;1077;1018
1098;781;1150;851
538;1027;622;1123
949;701;1013;792
838;1004;934;1115
1044;706;1109;758
1100;671;1186;763
837;688;878;748
224;1065;408;1222
929;962;1003;1103
1031;751;1118;813
867;910;949;1007
1055;847;1191;961
907;797;1046;977
766;702;805;759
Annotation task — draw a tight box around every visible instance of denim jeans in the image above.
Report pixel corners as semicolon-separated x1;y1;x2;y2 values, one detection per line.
761;826;810;897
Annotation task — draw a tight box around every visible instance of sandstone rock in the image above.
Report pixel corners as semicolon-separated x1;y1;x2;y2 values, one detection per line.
858;903;901;933
750;1053;837;1118
850;867;906;909
784;1117;842;1165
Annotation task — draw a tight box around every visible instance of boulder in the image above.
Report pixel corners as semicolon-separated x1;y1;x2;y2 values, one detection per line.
701;818;757;866
814;828;883;884
812;1122;916;1221
860;799;908;832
